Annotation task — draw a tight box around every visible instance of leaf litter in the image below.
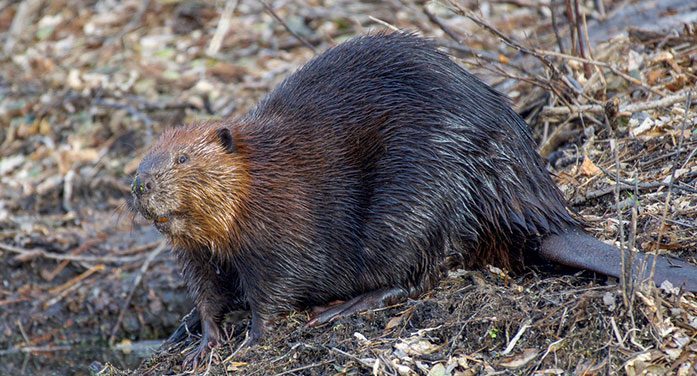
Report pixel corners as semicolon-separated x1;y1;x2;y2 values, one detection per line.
1;0;696;374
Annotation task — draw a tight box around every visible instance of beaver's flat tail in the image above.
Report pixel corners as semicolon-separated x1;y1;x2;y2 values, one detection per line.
539;227;697;292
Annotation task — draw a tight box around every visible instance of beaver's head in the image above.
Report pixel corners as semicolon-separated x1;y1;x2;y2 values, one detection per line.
131;122;247;250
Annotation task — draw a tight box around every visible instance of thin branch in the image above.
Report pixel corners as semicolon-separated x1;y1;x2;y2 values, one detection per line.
0;242;148;264
368;16;400;32
534;49;666;97
273;360;333;376
649;91;692;287
3;0;44;56
437;40;506;63
573;0;592;78
541;92;692;118
549;5;565;54
565;0;577;56
0;345;72;356
422;6;461;43
207;0;240;56
43;264;105;309
602;110;631;308
109;241;167;345
260;0;317;53
571;179;697;206
447;1;563;80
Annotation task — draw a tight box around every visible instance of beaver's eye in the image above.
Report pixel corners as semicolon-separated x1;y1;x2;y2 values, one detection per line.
176;154;189;164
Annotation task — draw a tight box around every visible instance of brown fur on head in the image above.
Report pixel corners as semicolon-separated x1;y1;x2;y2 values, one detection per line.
131;122;248;252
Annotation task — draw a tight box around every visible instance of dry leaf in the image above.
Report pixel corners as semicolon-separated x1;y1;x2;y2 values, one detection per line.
394;337;440;356
624;351;666;376
226;361;248;371
427;363;446;376
385;314;404;330
580;157;601;177
665;74;687;91
499;348;538;369
645;68;665;85
534;369;564;375
629;116;655;137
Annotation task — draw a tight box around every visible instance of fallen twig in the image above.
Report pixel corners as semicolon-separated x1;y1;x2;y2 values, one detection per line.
330;347;375;368
42;235;107;282
0;298;31;306
443;6;666;102
571;179;697;206
261;0;317;53
550;5;565;54
43;264;105;309
48;264;105;296
108;241;167;345
438;39;512;66
0;345;72;356
445;1;576;108
649;91;692;284
535;49;666;97
541;92;693;118
16;319;30;345
447;1;563;79
3;0;44;56
0;243;148;264
598;166;697;192
422;6;460;43
114;240;161;256
368;16;399;32
572;0;592;78
273;360;334;376
207;0;239;56
501;318;532;355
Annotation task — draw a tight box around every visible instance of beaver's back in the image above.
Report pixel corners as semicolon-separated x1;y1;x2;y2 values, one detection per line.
236;33;577;277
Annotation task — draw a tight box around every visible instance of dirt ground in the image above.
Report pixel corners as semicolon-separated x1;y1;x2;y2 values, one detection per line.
1;0;696;375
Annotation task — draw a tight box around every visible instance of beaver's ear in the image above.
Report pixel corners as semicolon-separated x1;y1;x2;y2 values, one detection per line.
216;128;237;154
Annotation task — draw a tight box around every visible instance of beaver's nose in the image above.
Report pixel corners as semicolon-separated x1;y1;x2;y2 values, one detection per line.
132;174;154;196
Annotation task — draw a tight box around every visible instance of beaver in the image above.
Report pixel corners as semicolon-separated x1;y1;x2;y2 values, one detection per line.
130;32;697;367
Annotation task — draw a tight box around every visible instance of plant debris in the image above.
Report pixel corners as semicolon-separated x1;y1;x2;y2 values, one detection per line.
1;0;696;375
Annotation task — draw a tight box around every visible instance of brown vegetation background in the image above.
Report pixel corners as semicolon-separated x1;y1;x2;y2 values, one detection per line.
1;0;696;375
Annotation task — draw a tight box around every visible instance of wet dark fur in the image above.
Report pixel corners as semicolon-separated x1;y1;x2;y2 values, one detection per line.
223;33;578;314
132;33;695;363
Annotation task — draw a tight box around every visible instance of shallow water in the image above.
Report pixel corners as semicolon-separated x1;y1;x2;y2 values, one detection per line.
0;340;161;375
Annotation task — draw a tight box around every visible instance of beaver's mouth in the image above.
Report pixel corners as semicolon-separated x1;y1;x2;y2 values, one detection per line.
152;212;186;234
134;204;157;222
153;215;172;232
148;211;175;229
131;199;176;232
153;215;170;224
